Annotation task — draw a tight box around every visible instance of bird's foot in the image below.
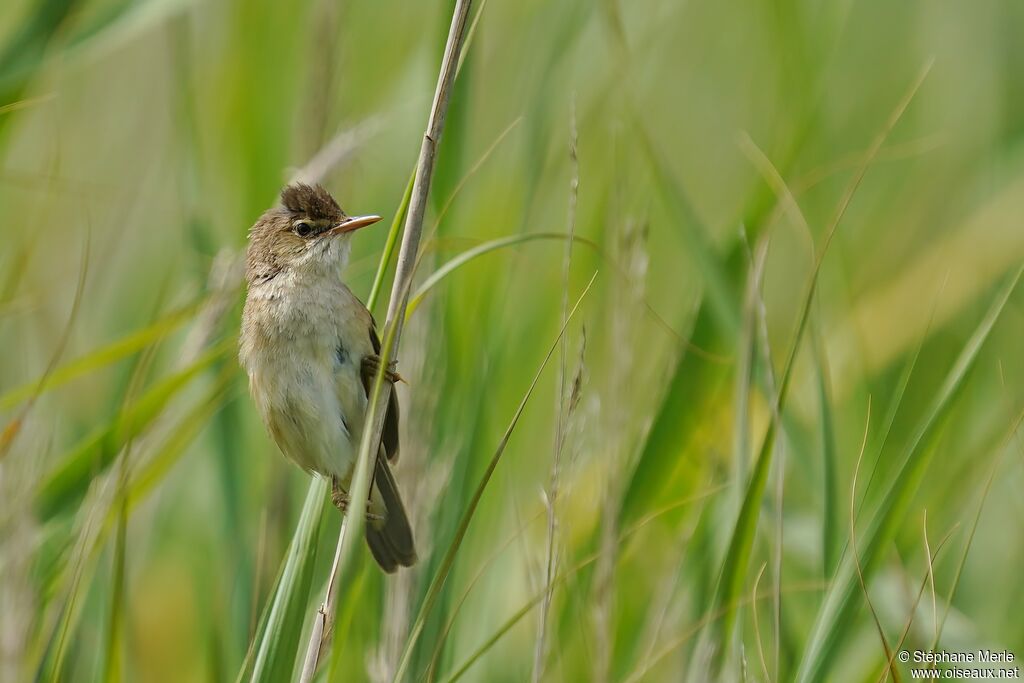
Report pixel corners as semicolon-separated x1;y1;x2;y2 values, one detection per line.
331;477;385;522
362;354;405;385
331;477;349;510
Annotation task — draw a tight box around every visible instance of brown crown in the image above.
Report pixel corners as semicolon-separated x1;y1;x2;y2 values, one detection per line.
280;183;344;221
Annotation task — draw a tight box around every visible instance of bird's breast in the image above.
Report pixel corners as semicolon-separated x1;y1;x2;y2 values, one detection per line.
240;275;374;480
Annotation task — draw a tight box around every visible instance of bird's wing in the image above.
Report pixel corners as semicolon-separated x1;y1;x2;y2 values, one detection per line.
364;319;401;463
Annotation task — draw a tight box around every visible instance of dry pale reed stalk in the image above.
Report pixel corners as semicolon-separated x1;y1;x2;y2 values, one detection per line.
298;2;474;680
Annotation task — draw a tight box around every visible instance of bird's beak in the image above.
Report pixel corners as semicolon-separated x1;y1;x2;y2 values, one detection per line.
326;214;382;236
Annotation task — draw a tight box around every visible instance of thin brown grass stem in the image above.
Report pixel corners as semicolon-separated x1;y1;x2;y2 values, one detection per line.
818;59;933;263
392;272;596;683
848;397;897;681
440;482;729;683
749;234;785;680
422;507;549;683
923;512;937;648
925;406;1024;671
752;563;771;683
737;132;815;263
707;63;935;676
420;115;522;255
875;525;959;683
779;59;933;416
624;581;829;683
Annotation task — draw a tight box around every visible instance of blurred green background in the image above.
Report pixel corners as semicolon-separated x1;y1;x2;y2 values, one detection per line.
1;0;1023;681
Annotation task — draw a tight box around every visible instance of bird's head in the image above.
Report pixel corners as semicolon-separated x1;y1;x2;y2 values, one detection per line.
245;182;381;284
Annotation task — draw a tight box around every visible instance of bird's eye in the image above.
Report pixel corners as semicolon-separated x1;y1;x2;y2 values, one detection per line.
295;221;314;237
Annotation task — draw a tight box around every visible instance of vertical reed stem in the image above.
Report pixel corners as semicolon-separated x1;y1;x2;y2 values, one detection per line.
299;2;474;680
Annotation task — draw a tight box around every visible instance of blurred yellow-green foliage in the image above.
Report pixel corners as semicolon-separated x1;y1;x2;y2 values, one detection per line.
1;0;1023;681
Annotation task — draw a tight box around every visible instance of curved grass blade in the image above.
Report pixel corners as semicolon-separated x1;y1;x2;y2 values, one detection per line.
616;113;749;527
1;233;89;463
924;407;1024;663
368;171;415;316
704;63;933;676
407;233;596;317
235;553;289;683
813;329;840;579
31;366;232;682
127;369;237;506
439;485;727;683
634;120;740;336
411;230;686;355
0;0;78;119
440;588;553;683
795;265;1022;682
101;478;128;683
249;480;327;683
34;339;232;520
390;273;596;683
96;334;160;683
0;301;202;411
422;508;549;683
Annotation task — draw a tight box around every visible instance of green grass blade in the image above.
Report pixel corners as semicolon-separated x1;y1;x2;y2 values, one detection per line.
249;481;327;683
813;331;839;579
34;339;231;520
617;258;740;529
703;64;933;674
29;368;232;682
408;233;591;317
235;549;290;683
439;485;725;683
127;370;237;506
0;0;78;116
634;119;740;336
368;170;415;316
732;257;759;513
927;408;1024;657
616;115;751;527
441;592;549;683
855;285;940;518
0;302;202;411
391;273;596;683
101;491;127;683
795;266;1022;682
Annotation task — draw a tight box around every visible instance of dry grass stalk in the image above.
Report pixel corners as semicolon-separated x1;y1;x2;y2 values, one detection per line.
532;99;580;683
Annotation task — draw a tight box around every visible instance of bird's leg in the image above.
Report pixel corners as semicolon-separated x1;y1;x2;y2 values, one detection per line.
330;477;385;522
361;354;405;385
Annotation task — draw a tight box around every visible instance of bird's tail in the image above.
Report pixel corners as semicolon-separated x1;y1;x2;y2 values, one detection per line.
365;454;417;573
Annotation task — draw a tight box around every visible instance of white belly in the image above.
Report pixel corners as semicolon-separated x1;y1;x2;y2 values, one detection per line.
250;351;365;480
240;274;374;484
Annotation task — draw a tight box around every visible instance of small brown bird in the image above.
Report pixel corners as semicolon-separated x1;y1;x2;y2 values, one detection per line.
239;182;416;572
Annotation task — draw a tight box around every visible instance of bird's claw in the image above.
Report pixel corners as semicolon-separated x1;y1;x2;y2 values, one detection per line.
331;478;385;522
362;354;405;385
